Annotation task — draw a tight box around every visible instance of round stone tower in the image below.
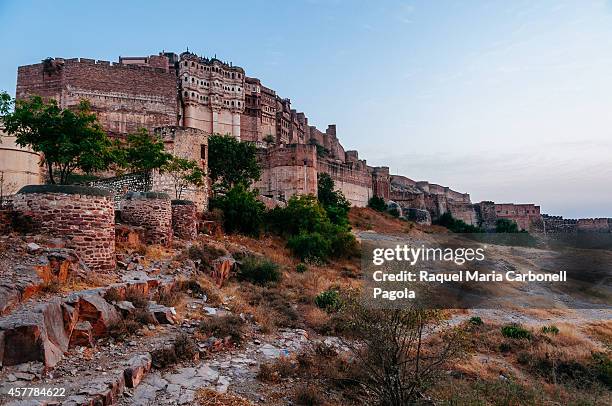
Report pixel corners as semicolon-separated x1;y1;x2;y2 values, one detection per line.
12;185;116;272
171;200;198;240
120;192;172;246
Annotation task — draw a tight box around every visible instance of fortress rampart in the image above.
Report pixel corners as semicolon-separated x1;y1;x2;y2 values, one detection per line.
13;51;585;228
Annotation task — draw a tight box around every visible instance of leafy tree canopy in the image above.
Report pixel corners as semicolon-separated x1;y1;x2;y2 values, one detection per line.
495;218;522;233
2;94;115;184
208;134;261;193
116;128;171;173
162;156;205;200
317;173;351;227
368;196;387;212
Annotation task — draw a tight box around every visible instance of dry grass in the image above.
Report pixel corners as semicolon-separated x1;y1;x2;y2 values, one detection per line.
257;356;295;383
196;389;254;406
583;320;612;349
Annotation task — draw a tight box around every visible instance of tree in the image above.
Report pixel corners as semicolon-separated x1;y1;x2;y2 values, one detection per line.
435;212;483;233
0;91;12;115
116;128;171;173
495;218;521;233
210;183;265;236
162;157;206;200
317;173;351;227
368;196;387;212
208;134;261;193
339;297;467;405
2;95;115;184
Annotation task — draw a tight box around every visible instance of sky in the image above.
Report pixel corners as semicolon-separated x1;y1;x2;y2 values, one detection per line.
0;0;611;218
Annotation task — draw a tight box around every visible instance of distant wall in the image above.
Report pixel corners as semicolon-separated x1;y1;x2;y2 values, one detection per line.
255;144;318;201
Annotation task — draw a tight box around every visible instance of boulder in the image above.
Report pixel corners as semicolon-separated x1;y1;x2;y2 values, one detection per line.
69;321;94;348
70;293;120;337
0;286;20;316
147;304;177;325
124;353;152;388
0;300;69;367
114;301;136;317
211;256;235;287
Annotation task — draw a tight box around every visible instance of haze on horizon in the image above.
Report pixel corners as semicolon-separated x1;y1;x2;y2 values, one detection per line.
0;0;610;218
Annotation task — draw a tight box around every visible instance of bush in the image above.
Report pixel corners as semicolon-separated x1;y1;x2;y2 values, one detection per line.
295;263;308;273
541;325;559;335
210;183;265;236
469;316;483;326
435;212;483;233
268;194;357;262
287;232;331;262
315;289;342;312
200;314;245;345
368;196;387;212
495;218;522;233
501;323;532;339
173;332;197;360
294;385;325;406
125;287;149;309
237;256;281;285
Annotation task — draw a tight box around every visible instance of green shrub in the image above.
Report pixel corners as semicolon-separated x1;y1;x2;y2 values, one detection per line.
541;325;559;335
211;183;265;236
237;256;281;285
388;207;400;217
501;323;532;339
315;289;342;312
267;195;329;237
295;263;308;273
367;196;387;212
469;316;483;326
495;218;524;233
267;194;357;262
592;352;612;389
434;212;483;233
287;232;331;262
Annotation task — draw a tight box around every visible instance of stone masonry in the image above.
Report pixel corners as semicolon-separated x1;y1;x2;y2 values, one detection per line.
171;200;198;240
11;185;116;272
120;192;172;246
14;51;555;226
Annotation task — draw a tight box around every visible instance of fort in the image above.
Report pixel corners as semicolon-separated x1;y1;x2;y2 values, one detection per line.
7;51;610;232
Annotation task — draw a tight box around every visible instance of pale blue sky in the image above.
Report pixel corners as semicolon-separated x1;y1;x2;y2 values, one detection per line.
1;0;611;218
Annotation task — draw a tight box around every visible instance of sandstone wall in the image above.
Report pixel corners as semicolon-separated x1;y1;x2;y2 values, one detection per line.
12;185;116;272
317;159;372;207
17;58;178;135
153;126;209;211
120;192;172;246
494;203;542;231
255;144;318;200
0;128;42;191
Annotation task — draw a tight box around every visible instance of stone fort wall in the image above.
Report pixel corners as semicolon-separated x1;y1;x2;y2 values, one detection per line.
16;57;178;135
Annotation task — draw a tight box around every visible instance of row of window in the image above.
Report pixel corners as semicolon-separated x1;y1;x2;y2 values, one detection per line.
183;60;243;79
183;76;242;93
183;91;242;107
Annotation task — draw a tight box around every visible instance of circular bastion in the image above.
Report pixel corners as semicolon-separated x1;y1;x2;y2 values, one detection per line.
120;192;172;246
12;185;116;272
171;200;198;241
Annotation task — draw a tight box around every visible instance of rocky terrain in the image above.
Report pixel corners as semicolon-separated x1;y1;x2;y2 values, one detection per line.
0;208;610;406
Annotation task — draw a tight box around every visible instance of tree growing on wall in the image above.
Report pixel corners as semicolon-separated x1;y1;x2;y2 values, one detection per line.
208;134;261;193
2;95;115;184
114;128;172;174
162;156;206;199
